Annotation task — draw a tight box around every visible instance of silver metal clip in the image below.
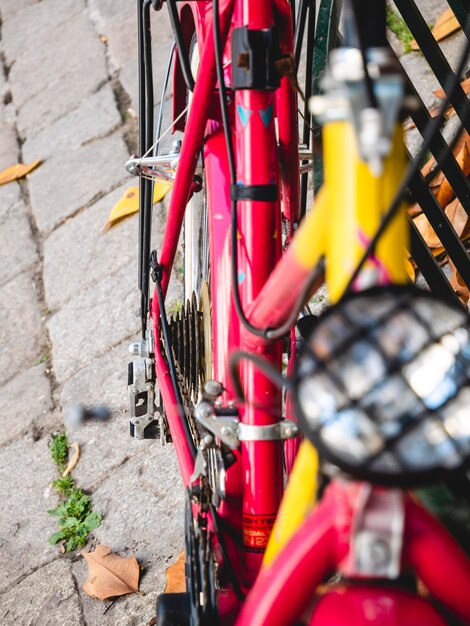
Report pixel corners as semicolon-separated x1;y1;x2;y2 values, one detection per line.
194;401;299;449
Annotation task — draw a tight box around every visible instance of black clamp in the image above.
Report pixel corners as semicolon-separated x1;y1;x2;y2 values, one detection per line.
150;250;162;283
230;184;278;202
231;26;281;91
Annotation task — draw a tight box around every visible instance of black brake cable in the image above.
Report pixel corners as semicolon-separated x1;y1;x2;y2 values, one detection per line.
342;16;470;297
229;350;295;401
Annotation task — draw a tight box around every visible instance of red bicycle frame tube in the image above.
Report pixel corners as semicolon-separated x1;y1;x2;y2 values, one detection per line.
151;0;301;573
235;479;470;625
151;0;235;486
234;0;284;583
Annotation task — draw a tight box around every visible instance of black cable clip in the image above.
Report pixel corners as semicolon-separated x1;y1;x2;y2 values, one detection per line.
230;183;278;202
231;26;281;91
150;250;162;283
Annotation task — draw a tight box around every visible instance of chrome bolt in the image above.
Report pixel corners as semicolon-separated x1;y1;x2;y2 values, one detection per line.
201;434;214;449
204;379;223;398
195;402;213;420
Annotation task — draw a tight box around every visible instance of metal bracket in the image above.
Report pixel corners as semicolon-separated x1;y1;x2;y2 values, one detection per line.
309;47;408;175
231;26;281;91
344;484;405;579
194;401;299;449
129;327;155;359
128;329;159;440
126;140;203;182
238;421;299;441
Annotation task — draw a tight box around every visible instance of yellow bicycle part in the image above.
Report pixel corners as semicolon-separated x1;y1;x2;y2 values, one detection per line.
264;120;409;566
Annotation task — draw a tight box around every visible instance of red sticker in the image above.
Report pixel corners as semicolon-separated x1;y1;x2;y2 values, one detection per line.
243;513;276;550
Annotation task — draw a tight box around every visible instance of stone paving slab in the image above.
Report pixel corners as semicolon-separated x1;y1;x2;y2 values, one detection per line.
118;14;174;117
73;444;184;626
0;212;37;287
0;182;22;222
9;13;106;111
0;364;51;448
47;262;140;383
87;0;133;34
64;414;153;494
0;436;59;593
1;0;84;64
0;558;83;626
43;182;166;310
28;132;129;234
16;55;108;140
0;272;43;382
59;336;137;413
22;84;121;163
0;0;39;22
0;122;18;171
91;3;136;72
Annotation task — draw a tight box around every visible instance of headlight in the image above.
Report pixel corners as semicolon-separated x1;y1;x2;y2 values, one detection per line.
295;285;470;486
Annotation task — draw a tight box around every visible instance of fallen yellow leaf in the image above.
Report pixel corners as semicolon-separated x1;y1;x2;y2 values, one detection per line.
164;551;186;593
82;545;140;600
103;181;172;232
62;442;80;477
411;8;461;51
0;159;42;186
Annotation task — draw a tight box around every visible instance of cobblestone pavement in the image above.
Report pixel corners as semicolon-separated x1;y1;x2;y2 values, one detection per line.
0;1;183;624
0;0;467;624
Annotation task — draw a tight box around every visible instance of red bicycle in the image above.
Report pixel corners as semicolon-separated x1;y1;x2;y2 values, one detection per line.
126;1;470;624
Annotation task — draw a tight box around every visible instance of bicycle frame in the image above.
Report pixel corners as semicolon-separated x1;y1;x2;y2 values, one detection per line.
151;0;303;591
144;0;470;623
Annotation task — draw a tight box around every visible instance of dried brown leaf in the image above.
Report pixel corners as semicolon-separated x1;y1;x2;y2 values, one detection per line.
82;545;140;601
434;77;470;99
412;197;470;253
164;550;185;594
405;103;456;131
431;8;461;42
410;8;461;51
0;160;42;185
445;196;470;239
449;256;470;306
413;212;442;249
62;442;80;477
436;136;470;208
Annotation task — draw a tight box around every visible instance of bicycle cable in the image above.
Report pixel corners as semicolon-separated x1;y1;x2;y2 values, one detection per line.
155;41;176;157
229;350;295;402
343;14;470;297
